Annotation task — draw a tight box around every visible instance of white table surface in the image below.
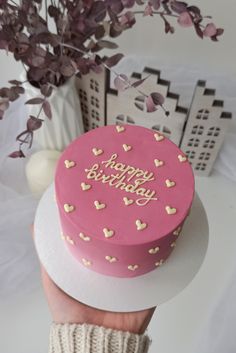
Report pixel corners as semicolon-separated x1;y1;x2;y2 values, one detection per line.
0;171;236;353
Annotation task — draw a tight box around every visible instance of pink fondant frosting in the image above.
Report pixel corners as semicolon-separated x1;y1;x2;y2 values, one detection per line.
55;125;195;278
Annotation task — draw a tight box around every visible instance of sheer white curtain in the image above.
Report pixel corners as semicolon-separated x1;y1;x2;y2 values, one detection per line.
0;97;40;298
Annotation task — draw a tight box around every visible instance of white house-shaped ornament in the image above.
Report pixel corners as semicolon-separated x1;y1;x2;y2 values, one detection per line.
180;80;232;176
106;67;188;146
76;66;107;131
76;67;232;177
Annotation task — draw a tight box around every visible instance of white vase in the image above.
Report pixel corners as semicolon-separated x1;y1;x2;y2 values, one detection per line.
22;74;84;151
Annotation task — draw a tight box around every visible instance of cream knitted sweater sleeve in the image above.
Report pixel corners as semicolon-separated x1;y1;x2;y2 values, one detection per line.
49;323;151;353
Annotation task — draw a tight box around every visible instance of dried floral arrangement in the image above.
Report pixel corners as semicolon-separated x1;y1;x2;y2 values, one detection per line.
0;0;223;158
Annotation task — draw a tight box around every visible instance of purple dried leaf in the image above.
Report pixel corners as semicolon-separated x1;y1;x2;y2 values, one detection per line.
107;0;124;14
110;23;123;37
0;110;4;120
97;40;119;49
31;55;45;67
187;5;201;17
143;5;153;17
60;62;75;77
121;0;135;8
0;39;8;50
8;80;22;86
114;74;129;91
216;28;224;36
95;25;106;40
203;23;217;37
76;58;90;75
136;0;146;4
170;1;188;14
25;97;44;105
40;85;53;97
9;150;25;158
27;116;43;131
0;87;17;102
149;0;160;10
119;11;136;28
32;33;60;47
194;24;203;39
42;101;52;120
48;5;60;18
27;67;45;82
89;1;106;22
7;89;19;102
0;99;9;111
161;15;175;34
210;28;224;42
105;53;124;67
11;86;25;95
145;95;156;112
177;11;193;27
131;75;150;88
150;92;165;105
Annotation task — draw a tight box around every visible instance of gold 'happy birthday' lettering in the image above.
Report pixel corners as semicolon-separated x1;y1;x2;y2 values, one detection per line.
85;154;157;206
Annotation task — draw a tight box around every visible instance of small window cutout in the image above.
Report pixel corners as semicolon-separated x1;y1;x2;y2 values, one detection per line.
207;127;220;137
196;109;209;120
187;138;200;147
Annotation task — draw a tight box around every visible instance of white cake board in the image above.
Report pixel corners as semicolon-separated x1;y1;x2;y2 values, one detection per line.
34;184;209;312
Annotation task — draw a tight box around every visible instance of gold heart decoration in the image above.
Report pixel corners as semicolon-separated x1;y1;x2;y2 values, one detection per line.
148;247;160;254
165;206;177;215
122;144;132;152
82;258;92;267
155;259;164;267
165;179;176;188
154;159;164;167
61;232;66;240
79;232;91;242
92;148;103;156
81;182;91;191
136;219;147;231
128;264;139;271
154;133;165;142
94;200;106;210
178;154;187;162
105;255;117;263
64;203;75;213
66;236;74;245
103;228;114;238
123;197;134;206
64;160;76;169
116;125;125;133
173;226;182;236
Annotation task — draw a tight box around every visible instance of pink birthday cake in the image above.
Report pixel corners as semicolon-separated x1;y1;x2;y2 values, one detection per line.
55;124;194;278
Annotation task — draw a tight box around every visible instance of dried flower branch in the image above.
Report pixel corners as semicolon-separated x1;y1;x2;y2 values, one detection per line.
0;0;223;157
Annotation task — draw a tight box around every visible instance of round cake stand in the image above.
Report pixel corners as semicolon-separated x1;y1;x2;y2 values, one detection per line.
34;184;209;312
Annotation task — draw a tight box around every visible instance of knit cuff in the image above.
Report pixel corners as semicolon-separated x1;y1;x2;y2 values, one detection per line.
49;323;151;353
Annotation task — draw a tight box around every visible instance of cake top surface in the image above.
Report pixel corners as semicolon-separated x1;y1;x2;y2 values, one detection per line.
55;124;194;245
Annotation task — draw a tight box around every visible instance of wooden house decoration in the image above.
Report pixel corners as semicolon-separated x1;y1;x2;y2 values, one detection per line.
76;68;232;177
76;66;107;131
106;68;188;146
180;80;232;176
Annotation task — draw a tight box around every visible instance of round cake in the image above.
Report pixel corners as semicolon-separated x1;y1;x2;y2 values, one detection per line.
55;124;195;278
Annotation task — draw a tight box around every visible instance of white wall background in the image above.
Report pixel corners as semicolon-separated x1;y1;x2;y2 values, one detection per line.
0;0;236;87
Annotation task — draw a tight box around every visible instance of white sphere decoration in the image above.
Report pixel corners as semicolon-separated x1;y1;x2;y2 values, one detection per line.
26;150;61;198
